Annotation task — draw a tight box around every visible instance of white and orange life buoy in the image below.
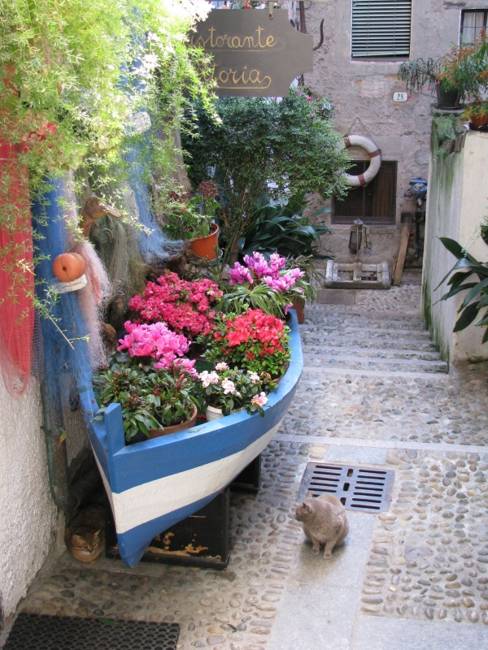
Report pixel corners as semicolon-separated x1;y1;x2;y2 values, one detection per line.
343;135;382;187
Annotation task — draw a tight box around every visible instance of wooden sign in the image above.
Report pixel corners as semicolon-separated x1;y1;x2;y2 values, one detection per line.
191;9;313;97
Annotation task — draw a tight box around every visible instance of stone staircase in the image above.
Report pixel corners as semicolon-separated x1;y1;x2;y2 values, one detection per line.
301;303;448;377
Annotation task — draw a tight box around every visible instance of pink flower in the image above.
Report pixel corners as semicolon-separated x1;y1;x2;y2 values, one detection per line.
215;362;229;371
221;378;237;394
229;262;254;286
251;392;268;407
243;252;271;278
172;358;198;377
117;321;190;370
128;272;223;338
248;371;260;383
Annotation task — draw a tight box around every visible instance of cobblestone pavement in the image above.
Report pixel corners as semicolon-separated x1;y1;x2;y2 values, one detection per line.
10;276;488;649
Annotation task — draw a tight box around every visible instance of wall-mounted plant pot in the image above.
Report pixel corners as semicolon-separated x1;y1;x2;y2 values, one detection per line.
149;405;198;438
436;85;462;110
189;223;219;260
469;116;488;132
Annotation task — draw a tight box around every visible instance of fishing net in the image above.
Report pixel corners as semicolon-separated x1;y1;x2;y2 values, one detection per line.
33;178;98;421
63;180;111;370
0;141;34;395
126;142;183;265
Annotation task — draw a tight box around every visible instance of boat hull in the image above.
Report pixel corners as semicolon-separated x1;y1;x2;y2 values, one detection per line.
89;312;303;566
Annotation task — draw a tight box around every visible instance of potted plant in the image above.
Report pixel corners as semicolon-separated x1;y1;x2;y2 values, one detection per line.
198;363;268;420
399;37;488;110
183;91;350;264
221;252;312;320
95;363;200;443
398;57;462;109
128;271;223;338
203;308;290;383
164;181;220;260
463;101;488;131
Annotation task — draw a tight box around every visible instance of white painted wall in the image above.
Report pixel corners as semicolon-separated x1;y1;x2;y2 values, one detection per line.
0;377;56;621
422;131;488;362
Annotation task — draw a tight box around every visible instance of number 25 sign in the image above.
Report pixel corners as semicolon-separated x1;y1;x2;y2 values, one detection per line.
191;9;313;97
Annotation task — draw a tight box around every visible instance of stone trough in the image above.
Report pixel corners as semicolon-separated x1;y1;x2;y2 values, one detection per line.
325;260;391;289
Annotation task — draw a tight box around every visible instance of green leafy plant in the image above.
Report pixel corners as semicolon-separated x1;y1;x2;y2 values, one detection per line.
163;181;220;240
240;196;330;258
183;90;350;263
0;0;214;296
399;36;488;106
438;237;488;342
218;283;289;317
94;360;201;443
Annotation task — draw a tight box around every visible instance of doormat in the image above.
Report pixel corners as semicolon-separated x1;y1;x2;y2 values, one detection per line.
299;462;394;513
4;613;179;650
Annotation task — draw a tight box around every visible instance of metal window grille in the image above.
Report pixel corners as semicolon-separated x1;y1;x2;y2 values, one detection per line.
460;10;488;45
352;0;412;58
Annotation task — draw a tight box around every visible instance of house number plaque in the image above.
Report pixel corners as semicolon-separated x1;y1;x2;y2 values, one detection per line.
191;9;313;97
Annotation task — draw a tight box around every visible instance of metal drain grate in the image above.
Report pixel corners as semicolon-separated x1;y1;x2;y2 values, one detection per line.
299;463;394;513
5;613;179;650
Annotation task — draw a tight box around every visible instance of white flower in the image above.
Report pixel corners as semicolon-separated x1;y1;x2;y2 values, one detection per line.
248;371;260;384
221;379;237;395
199;370;219;388
215;362;229;371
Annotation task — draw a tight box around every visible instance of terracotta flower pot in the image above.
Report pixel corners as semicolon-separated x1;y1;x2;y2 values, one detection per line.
189;223;219;260
469;114;488;131
292;298;305;324
149;405;198;438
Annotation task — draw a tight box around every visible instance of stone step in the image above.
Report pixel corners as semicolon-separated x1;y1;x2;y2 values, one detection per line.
302;366;449;380
301;324;431;340
303;344;443;362
304;310;425;330
301;333;436;352
303;337;438;353
303;352;448;374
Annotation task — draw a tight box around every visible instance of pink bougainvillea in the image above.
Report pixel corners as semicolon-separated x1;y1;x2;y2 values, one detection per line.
128;271;223;337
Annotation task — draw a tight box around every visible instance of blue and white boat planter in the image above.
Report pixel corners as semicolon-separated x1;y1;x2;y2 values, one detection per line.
89;311;303;567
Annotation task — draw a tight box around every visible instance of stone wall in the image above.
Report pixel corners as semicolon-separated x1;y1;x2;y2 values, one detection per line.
0;378;57;624
422;131;488;362
302;0;488;264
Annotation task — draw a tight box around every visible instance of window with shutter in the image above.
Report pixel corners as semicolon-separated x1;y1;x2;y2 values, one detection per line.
352;0;412;58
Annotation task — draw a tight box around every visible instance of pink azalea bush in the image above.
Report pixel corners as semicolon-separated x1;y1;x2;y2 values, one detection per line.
229;252;304;293
117;320;196;375
128;271;223;338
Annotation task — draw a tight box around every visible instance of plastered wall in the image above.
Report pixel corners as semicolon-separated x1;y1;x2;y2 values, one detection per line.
0;378;56;622
422;131;488;362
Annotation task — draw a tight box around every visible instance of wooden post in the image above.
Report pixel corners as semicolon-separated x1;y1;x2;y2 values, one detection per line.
393;223;410;286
